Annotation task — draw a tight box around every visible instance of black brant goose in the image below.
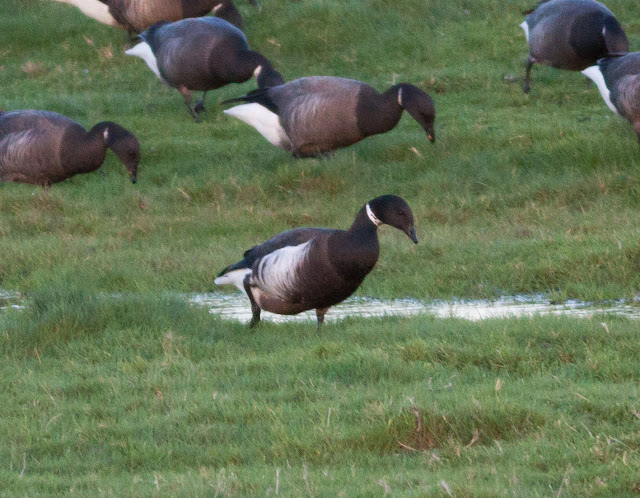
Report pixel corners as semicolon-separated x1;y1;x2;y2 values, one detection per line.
582;52;640;142
520;0;628;93
215;195;418;328
0;110;140;185
51;0;255;34
126;17;284;121
223;76;436;157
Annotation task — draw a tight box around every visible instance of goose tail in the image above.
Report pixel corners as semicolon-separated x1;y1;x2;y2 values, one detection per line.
222;88;268;106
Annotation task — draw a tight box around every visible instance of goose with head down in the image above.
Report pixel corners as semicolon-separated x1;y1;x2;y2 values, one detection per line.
223;76;436;158
520;0;628;93
214;195;418;328
0;110;140;185
126;17;284;121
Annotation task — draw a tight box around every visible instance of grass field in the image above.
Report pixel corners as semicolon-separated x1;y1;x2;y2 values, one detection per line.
1;0;640;495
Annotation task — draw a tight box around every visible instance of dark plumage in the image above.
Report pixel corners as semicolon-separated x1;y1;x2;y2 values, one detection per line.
126;17;284;121
223;76;436;158
583;52;640;142
52;0;256;35
520;0;628;93
213;0;260;31
0;110;140;185
215;195;418;328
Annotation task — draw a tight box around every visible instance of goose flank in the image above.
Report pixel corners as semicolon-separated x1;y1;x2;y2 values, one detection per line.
223;76;435;157
126;17;284;121
520;0;628;93
0;110;140;185
215;195;418;328
51;0;255;35
583;52;640;142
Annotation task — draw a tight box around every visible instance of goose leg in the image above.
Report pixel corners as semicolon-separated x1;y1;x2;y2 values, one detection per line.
243;277;261;328
193;92;208;115
178;86;200;122
523;56;534;94
316;307;329;329
125;30;137;49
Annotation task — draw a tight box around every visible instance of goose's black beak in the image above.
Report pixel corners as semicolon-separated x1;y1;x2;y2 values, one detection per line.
406;226;418;244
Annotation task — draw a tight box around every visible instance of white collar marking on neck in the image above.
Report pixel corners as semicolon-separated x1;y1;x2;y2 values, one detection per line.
366;203;383;227
397;87;403;106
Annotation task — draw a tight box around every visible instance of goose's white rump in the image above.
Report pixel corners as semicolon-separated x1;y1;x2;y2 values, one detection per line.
126;42;166;83
52;0;120;26
520;20;529;42
214;268;252;295
582;65;618;114
224;104;288;148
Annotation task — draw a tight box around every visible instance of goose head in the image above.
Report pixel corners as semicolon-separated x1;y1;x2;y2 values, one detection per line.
367;194;418;244
104;124;141;183
254;62;285;89
397;83;436;142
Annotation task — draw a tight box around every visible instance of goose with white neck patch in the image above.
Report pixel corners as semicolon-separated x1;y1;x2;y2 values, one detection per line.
126;17;284;121
223;76;435;158
214;195;418;328
520;0;628;94
0;110;140;185
583;53;640;142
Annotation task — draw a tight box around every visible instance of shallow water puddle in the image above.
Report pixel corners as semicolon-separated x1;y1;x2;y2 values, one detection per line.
189;293;640;324
2;288;638;323
0;289;25;311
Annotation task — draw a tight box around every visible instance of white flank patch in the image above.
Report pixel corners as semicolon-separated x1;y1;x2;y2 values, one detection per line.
224;103;287;148
0;130;34;158
582;65;618;114
214;268;252;295
253;241;312;300
125;42;165;83
53;0;120;27
520;21;529;43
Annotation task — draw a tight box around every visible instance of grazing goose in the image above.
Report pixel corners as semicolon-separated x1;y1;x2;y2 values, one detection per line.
52;0;254;34
520;0;628;93
215;195;418;328
0;110;140;185
126;17;284;121
582;53;640;142
223;76;436;157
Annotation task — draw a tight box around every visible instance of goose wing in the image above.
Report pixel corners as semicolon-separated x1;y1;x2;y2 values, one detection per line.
217;227;335;276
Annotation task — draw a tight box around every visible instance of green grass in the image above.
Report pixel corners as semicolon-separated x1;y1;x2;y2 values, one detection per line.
2;291;640;495
1;0;640;494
